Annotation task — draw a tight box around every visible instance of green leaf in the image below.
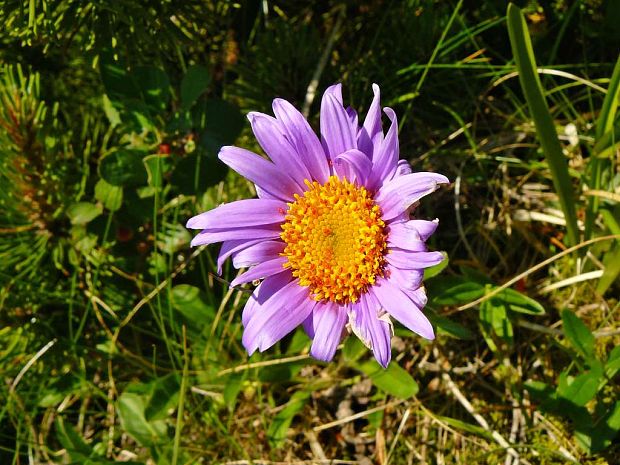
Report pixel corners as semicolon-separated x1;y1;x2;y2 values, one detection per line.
170;285;215;329
557;370;601;407
66;202;103;225
343;336;367;362
495;288;545;315
267;390;310;448
561;309;595;359
595;55;620;140
99;149;148;187
605;346;620;380
99;52;139;101
426;308;474;340
597;243;620;295
196;99;244;151
132;66;171;111
117;391;168;447
94;179;123;212
428;276;485;306
222;373;244;409
506;3;579;246
143;154;172;189
181;65;211;110
170;152;228;195
359;360;419;399
55;416;92;461
423;252;448;279
144;374;180;421
480;298;513;346
435;415;493;441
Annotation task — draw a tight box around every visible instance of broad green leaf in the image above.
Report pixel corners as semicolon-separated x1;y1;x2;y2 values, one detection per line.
495;288;545;315
170;152;228;195
66;202;102;225
426;308;474;340
196;98;244;151
99;52;139;101
557;369;601;407
597;243;620;295
506;3;579;246
359;360;419;399
94;179;123;211
144;374;180;421
171;285;215;328
222;373;244;409
423;252;448;279
117;391;167;447
181;65;211;110
133;66;171;112
428;276;485;306
605;346;620;380
143;154;172;189
561;309;595;359
267;390;310;448
343;336;367;362
99;149;148;187
480;298;513;346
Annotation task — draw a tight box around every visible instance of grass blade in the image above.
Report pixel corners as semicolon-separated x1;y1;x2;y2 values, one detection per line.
506;3;579;246
596;54;620;140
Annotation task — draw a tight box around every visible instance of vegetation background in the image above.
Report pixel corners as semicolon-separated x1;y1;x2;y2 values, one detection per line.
0;0;619;463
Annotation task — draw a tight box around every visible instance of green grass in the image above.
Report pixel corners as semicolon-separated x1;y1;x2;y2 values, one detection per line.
1;1;619;464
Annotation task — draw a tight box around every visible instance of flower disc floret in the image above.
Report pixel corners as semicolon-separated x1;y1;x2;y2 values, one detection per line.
280;176;387;304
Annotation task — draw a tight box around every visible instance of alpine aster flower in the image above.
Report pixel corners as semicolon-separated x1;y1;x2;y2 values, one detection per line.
187;84;449;367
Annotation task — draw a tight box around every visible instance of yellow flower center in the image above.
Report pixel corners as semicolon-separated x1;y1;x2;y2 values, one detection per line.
280;176;387;304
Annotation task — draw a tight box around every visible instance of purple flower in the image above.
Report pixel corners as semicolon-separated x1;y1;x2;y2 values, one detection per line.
187;84;449;367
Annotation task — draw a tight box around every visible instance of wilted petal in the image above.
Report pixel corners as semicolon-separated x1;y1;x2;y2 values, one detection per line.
349;292;392;368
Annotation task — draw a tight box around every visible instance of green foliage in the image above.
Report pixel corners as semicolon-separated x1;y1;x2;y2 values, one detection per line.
1;0;619;463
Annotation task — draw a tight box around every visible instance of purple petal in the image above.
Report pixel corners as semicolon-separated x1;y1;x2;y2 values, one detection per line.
324;83;343;103
333;149;373;185
186;199;286;230
320;92;357;159
408;219;439;241
346;106;359;134
362;84;382;145
387;249;445;269
370;278;434;340
387;222;427;251
247;112;312;187
302;313;315;339
217;238;265;274
190;226;281;247
350;292;392;368
310;301;347;362
242;278;313;354
232;240;285;268
272;98;330;184
375;172;450;221
218;146;301;201
396;159;412;177
242;271;292;326
386;264;424;291
368;107;399;189
230;256;288;287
